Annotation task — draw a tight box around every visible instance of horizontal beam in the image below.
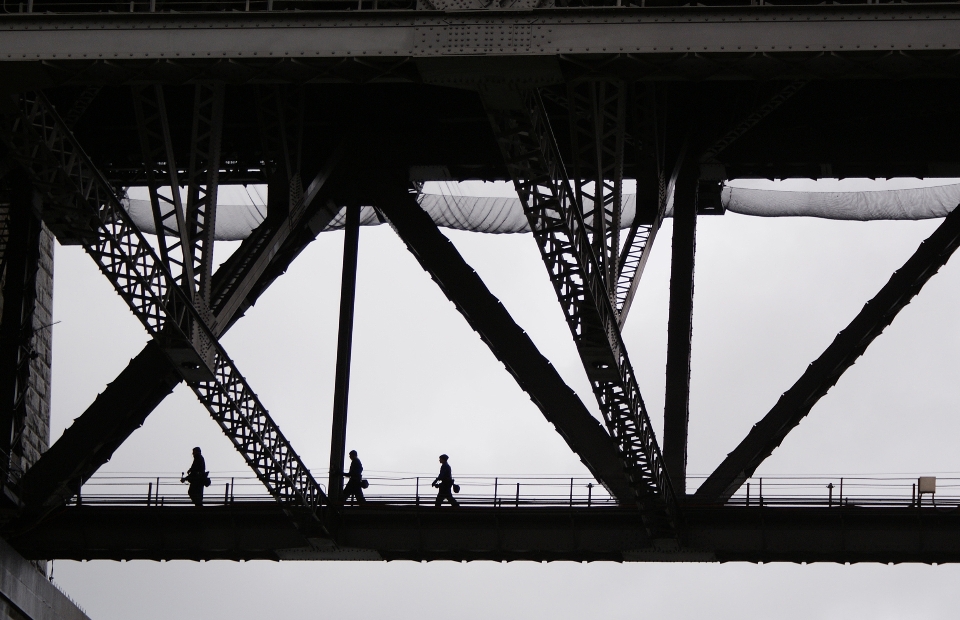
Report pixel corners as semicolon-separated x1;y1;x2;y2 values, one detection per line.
15;504;960;564
0;6;959;64
375;182;636;504
695;203;960;505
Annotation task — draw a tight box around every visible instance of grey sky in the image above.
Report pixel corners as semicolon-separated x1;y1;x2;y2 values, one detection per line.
46;180;960;619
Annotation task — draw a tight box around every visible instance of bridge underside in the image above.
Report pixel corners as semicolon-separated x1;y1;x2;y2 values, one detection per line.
2;1;960;568
37;78;960;185
11;505;960;564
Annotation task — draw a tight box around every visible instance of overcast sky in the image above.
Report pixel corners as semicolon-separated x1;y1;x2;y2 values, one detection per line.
45;179;960;619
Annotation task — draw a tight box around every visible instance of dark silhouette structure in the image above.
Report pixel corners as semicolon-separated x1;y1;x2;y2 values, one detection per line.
0;0;958;571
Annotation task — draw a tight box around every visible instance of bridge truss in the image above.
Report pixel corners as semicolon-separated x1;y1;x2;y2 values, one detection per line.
0;0;960;562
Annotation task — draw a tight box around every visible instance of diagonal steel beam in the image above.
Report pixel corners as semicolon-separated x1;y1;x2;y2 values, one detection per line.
132;85;196;297
694;204;960;505
1;92;324;514
616;86;679;328
209;148;341;334
373;178;636;504
482;87;677;539
19;341;181;509
183;82;225;309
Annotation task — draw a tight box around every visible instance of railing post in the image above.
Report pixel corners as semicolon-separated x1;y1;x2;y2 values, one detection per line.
515;482;519;507
493;477;498;507
231;477;235;503
746;482;750;507
912;482;916;507
587;483;593;507
759;477;763;507
224;482;229;504
839;477;843;506
26;0;32;12
569;477;573;507
149;0;156;11
827;482;834;507
147;481;153;506
415;477;419;507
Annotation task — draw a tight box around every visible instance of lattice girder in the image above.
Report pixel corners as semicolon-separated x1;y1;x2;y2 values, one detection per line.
0;92;325;514
483;88;677;539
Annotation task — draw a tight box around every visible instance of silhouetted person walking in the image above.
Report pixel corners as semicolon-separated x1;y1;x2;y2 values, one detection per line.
342;450;366;505
432;454;459;507
181;447;208;506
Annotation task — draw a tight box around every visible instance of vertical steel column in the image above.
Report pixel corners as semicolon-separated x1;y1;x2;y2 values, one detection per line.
662;165;698;498
327;204;361;506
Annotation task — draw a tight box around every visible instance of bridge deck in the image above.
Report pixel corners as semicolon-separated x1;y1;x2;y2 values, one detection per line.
11;502;960;563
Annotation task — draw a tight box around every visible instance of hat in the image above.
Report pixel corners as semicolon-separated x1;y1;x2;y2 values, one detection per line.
439;454;449;460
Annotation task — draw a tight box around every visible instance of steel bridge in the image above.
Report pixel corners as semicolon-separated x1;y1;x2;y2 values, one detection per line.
1;0;960;575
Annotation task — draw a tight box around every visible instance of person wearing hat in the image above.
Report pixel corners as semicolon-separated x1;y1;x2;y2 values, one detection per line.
432;454;459;507
341;450;366;505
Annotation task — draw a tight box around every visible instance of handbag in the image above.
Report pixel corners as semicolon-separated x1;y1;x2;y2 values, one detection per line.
360;479;369;489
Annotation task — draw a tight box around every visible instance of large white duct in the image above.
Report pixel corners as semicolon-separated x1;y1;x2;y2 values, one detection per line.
124;183;960;241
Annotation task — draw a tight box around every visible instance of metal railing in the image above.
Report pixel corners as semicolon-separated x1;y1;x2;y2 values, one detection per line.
65;472;960;508
67;472;619;507
690;474;960;508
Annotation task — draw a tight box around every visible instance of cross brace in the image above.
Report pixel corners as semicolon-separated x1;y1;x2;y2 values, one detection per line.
695;202;960;504
17;151;342;515
0;92;324;513
482;87;677;538
375;179;636;504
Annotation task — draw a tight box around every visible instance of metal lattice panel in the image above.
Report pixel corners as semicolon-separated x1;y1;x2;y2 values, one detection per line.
484;88;676;538
568;79;626;300
0;92;325;513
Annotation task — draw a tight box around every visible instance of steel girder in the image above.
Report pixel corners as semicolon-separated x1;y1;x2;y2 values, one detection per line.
483;88;676;538
661;163;697;497
17;145;342;516
183;82;226;308
18;341;181;510
6;7;960;65
209;150;341;334
17;503;960;564
694;202;960;504
132;85;197;297
567;79;626;301
327;205;360;506
133;83;226;367
374;179;636;504
0;92;325;512
615;85;667;327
